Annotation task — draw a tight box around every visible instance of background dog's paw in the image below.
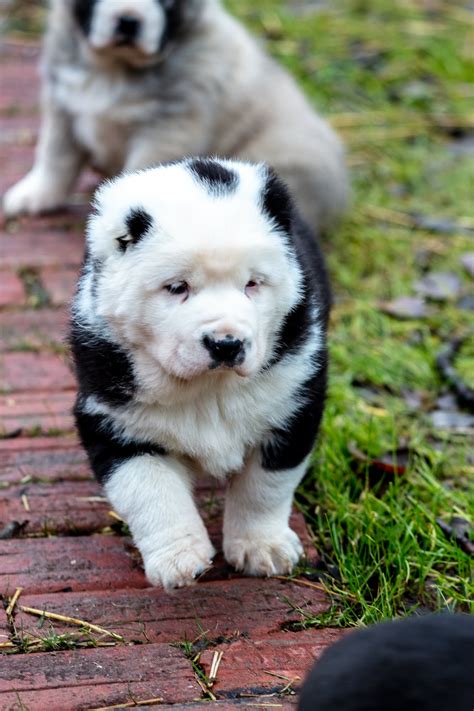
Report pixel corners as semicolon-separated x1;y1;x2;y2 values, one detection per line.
224;526;303;576
142;533;215;590
3;171;65;217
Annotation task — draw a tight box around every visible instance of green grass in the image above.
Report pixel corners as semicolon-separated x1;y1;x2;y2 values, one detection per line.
227;0;473;624
6;0;473;625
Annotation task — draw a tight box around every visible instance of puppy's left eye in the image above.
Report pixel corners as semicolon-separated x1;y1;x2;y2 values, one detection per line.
245;279;260;297
165;281;189;297
117;235;132;252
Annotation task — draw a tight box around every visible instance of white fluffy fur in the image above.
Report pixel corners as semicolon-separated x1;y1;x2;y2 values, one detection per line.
74;160;324;588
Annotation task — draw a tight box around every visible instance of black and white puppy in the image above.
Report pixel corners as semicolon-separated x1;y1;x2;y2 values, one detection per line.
70;158;330;590
299;613;474;711
3;0;347;234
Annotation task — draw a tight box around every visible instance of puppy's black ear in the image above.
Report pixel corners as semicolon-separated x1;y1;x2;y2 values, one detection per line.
73;0;99;36
261;166;294;234
117;208;153;253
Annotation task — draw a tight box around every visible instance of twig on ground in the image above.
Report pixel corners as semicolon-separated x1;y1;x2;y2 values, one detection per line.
19;605;125;641
274;576;326;592
90;698;165;710
209;649;224;682
6;587;23;618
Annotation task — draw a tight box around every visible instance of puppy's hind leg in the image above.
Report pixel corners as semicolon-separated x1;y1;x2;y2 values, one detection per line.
223;452;308;577
3;100;84;217
105;454;215;590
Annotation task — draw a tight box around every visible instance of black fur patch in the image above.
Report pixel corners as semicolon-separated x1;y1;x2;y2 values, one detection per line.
299;613;474;711
74;408;166;484
73;0;98;36
269;214;331;365
260;357;327;471
69;320;136;407
158;0;195;49
270;289;314;364
188;158;238;195
121;208;153;251
261;167;294;234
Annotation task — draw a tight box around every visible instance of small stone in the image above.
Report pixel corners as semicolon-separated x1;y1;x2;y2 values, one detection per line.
414;272;462;301
460;253;474;278
380;296;428;319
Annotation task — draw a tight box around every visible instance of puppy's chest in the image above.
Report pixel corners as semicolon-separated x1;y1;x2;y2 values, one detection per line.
115;378;297;478
52;66;158;172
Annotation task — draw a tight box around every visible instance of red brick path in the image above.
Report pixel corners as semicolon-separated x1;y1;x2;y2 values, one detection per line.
0;39;345;710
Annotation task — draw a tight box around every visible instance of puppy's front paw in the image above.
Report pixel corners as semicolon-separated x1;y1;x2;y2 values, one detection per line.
141;532;215;590
224;526;303;577
3;170;66;217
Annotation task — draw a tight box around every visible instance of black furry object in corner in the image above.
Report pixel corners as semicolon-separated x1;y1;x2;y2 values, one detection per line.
298;613;474;711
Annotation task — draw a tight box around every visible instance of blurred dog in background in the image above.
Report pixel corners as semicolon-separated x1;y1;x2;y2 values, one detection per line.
299;613;474;711
3;0;348;233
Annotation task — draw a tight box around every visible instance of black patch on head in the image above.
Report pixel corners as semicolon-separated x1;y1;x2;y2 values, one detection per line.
261;356;327;471
125;208;153;246
261;167;294;234
117;208;153;253
69;320;136;407
188;158;238;196
74;408;166;484
73;0;98;36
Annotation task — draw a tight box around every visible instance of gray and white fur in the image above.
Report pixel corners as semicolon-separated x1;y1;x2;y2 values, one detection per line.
3;0;348;233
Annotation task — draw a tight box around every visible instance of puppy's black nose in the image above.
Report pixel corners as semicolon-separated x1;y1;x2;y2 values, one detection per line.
203;335;244;365
115;15;140;43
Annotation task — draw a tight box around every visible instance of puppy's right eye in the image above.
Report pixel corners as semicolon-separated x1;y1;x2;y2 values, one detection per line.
165;281;189;297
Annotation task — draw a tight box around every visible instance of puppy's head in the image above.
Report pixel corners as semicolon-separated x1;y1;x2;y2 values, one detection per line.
80;159;304;383
70;0;202;65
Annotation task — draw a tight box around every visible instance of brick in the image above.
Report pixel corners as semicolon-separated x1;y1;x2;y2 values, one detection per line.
0;606;9;646
0;272;25;307
200;629;349;698
39;266;79;306
0;144;35;194
156;703;296;710
0;643;199;709
0;352;75;392
0;59;39;115
14;577;329;645
0;535;148;595
0;479;110;536
0;437;89;485
0;307;69;352
0;116;37;147
0;390;75;436
0;39;41;62
0;226;85;269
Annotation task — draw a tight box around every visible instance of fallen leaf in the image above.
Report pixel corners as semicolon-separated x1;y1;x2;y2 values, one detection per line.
348;441;410;476
436;517;474;556
379;296;429;319
414;272;462;301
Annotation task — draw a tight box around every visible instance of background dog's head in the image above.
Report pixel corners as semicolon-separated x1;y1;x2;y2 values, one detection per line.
69;0;204;65
78;159;304;383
